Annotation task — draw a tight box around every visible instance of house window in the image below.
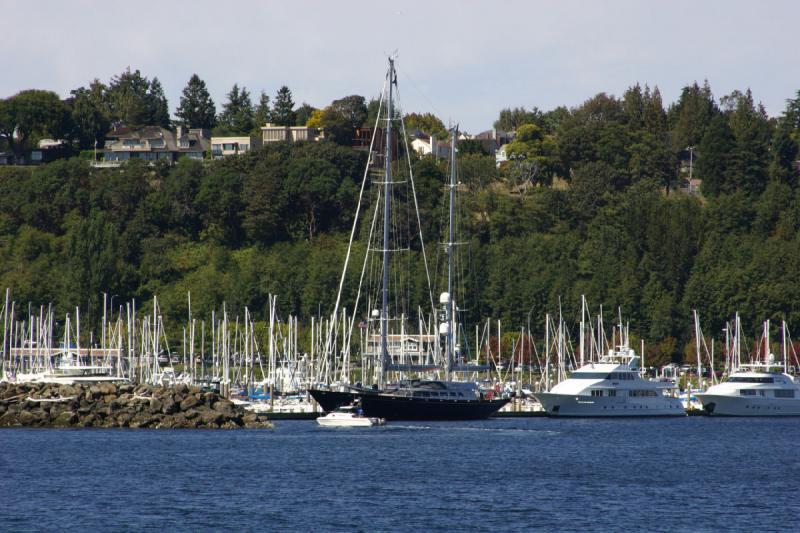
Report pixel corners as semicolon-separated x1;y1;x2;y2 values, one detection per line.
150;139;165;148
239;144;249;151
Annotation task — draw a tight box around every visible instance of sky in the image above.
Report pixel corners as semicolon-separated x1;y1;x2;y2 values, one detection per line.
3;0;799;133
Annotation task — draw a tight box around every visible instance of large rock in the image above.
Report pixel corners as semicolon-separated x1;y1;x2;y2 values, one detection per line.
148;398;163;414
18;410;41;426
0;411;18;426
53;411;79;427
212;399;236;415
200;410;224;426
180;395;199;411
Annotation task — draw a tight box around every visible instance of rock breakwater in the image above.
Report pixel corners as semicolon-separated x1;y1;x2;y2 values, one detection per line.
0;382;272;429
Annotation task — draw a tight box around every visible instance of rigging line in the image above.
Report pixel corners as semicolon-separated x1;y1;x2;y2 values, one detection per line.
324;73;387;359
347;185;383;349
396;66;447;126
397;86;437;320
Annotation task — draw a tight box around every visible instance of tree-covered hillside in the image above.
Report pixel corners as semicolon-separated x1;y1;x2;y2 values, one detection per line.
1;80;799;365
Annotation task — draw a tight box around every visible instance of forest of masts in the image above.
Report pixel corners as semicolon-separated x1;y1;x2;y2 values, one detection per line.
2;289;799;396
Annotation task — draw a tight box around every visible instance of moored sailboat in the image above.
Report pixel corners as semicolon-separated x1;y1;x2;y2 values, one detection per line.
309;57;508;419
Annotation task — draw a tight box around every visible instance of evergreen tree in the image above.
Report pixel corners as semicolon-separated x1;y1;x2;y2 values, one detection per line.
643;86;667;136
218;84;254;134
784;90;800;132
175;74;216;129
723;89;771;195
622;83;645;129
106;68;169;128
271;86;295;126
768;119;799;186
253;90;271;127
697;114;735;196
147;77;170;128
668;81;717;151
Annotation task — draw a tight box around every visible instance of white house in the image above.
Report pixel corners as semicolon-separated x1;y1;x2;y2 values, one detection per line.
410;133;449;158
210;136;261;159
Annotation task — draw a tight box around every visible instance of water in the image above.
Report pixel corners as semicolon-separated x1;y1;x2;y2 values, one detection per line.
1;417;799;532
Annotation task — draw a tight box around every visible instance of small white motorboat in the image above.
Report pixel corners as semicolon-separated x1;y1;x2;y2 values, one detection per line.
316;405;386;427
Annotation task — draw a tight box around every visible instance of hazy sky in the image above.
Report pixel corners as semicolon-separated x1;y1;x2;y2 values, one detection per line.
3;0;798;132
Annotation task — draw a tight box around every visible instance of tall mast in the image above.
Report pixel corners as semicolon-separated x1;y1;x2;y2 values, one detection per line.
379;57;395;388
782;320;788;373
579;295;586;366
445;126;457;381
693;309;702;389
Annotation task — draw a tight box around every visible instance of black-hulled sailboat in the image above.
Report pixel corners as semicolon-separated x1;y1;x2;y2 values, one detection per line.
309;57;508;420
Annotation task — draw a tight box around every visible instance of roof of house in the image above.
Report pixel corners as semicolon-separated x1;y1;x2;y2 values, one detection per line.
105;127;180;152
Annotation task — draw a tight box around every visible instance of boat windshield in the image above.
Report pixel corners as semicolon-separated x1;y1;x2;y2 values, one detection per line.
728;376;774;383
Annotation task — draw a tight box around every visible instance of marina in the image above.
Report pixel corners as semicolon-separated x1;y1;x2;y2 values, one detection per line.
3;2;800;531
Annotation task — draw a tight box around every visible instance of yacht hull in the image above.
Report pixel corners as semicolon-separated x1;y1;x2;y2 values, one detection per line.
316;416;385;427
358;395;509;420
697;393;800;416
310;384;509;420
534;392;685;417
308;389;362;412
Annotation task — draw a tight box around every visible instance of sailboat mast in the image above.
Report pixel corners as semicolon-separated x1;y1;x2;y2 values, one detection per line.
445;126;457;381
379;57;395;388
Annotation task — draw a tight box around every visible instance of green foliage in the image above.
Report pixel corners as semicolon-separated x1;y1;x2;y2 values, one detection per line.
105;68;170;128
4;78;800;364
404;112;447;139
217;84;254;135
253;91;271;130
493;107;549;132
175;74;216;129
769;119;799;186
294;103;316;127
698;114;735;196
271;86;295;126
668;81;716;151
330;95;368;129
458;152;496;190
503;124;559;184
68;87;110;149
0;90;71;161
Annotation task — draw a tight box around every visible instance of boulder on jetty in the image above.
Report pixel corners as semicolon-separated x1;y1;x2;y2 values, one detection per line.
0;382;273;429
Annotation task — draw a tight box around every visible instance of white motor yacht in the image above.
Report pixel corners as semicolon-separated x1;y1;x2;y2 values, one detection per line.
696;362;800;416
316;405;386;427
534;346;685;417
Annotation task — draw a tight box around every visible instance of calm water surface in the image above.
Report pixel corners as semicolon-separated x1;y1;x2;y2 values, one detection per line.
2;417;799;532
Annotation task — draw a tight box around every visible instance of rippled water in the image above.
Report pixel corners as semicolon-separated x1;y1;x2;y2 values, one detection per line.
1;417;799;532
